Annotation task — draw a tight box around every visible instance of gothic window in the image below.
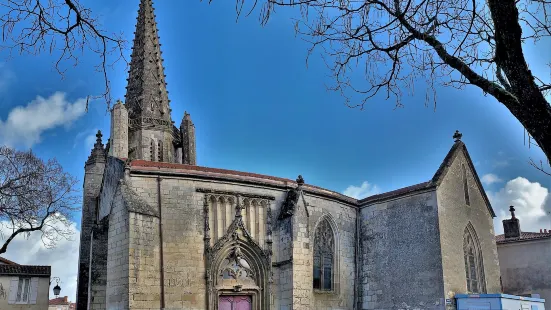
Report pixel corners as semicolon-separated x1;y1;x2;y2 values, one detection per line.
462;164;470;206
158;141;163;162
313;218;335;291
463;224;486;293
150;139;155;161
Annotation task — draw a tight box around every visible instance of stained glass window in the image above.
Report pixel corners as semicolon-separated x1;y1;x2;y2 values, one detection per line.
313;218;335;291
464;224;486;293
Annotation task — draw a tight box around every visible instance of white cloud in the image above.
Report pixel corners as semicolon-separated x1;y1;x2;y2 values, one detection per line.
493;159;510;168
0;63;15;93
481;173;503;185
489;177;551;235
0;92;87;148
343;181;381;199
0;219;79;302
73;128;99;151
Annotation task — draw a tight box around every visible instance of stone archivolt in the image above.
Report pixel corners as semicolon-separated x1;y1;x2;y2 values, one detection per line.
202;192;273;310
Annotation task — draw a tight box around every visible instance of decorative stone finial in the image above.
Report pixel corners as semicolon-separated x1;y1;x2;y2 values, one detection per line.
453;130;462;142
296;175;305;186
95;130;103;147
86;130;106;166
509;206;516;219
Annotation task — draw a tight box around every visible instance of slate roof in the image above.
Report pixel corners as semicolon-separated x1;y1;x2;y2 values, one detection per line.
359;182;434;204
0;264;51;276
496;231;551;244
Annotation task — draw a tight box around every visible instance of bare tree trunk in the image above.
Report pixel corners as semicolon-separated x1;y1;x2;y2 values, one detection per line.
488;0;551;162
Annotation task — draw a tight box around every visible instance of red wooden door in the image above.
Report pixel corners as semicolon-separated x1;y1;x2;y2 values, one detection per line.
218;296;251;310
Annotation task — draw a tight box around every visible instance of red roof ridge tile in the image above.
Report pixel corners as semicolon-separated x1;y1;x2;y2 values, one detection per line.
496;231;551;243
0;257;19;265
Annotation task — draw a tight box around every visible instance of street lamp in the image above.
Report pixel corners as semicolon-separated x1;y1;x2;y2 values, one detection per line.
50;277;61;297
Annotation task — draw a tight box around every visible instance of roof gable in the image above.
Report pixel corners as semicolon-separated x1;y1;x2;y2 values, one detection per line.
431;141;496;217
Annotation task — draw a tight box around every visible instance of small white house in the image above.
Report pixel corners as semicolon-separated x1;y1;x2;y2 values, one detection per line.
0;257;51;310
496;207;551;310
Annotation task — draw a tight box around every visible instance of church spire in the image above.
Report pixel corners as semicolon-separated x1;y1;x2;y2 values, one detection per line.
125;0;171;122
124;0;177;162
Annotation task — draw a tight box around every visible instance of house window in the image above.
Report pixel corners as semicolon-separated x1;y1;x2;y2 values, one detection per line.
9;277;38;305
16;277;31;303
463;224;486;293
313;218;335;291
462;164;470;206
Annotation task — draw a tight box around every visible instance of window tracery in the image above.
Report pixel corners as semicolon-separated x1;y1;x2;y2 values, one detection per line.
158;141;163;162
463;224;486;293
150;139;155;161
313;218;335;291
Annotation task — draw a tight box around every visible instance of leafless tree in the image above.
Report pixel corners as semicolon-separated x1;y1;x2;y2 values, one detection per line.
0;146;80;255
0;0;127;108
223;0;551;169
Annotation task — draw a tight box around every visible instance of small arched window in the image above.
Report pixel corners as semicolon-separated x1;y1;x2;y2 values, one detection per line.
150;139;155;161
462;163;470;206
313;218;335;291
158;141;163;162
463;223;486;293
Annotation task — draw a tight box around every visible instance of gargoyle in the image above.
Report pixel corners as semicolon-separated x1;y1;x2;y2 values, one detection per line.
278;175;304;220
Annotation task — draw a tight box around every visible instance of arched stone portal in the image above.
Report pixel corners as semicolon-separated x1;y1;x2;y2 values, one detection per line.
203;193;273;310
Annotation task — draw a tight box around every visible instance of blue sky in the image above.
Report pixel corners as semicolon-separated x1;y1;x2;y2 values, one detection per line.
0;0;550;301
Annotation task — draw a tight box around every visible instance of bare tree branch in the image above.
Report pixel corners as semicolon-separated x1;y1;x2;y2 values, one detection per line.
217;0;551;174
0;146;79;255
0;0;128;109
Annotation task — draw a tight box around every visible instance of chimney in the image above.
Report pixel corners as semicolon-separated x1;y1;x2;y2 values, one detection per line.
545;229;548;234
502;206;521;239
541;229;543;233
64;296;68;303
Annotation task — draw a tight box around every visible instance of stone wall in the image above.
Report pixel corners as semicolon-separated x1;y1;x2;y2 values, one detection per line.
123;172;357;310
77;160;106;310
305;195;357;310
497;238;551;310
359;190;445;310
128;212;161;309
273;216;293;310
436;150;501;307
90;217;109;310
106;186;130;310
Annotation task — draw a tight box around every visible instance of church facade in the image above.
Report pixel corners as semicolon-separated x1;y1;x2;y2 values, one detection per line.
76;1;502;309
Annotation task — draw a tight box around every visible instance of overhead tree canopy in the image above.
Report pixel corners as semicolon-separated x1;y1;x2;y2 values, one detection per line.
1;0;550;170
0;146;79;255
224;0;551;170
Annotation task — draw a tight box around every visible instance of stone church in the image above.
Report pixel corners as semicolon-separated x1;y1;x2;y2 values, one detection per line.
76;0;502;309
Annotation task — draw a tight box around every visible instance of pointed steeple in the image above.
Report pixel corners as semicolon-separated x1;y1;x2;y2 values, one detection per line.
125;0;171;123
124;0;178;162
